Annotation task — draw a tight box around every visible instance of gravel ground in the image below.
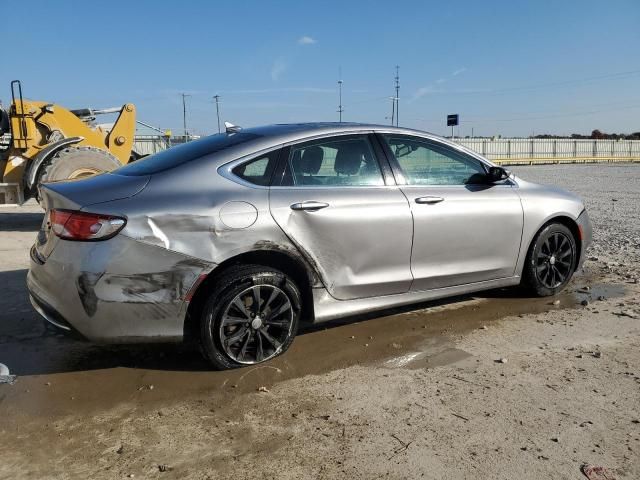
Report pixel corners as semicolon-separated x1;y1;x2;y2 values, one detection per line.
511;163;640;276
0;163;638;480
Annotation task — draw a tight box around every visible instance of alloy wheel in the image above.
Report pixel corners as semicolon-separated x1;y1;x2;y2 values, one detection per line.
219;285;294;364
535;232;575;289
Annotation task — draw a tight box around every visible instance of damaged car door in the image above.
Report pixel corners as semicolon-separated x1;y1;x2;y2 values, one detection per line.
269;134;413;300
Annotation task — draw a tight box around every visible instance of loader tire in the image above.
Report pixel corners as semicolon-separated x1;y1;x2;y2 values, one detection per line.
38;146;122;184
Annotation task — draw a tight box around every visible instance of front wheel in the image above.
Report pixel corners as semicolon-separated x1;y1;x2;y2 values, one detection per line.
200;265;301;370
522;223;577;296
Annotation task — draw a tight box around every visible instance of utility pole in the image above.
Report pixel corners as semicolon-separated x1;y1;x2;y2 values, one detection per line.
390;96;395;126
394;65;400;127
337;80;344;122
337;67;344;122
213;95;221;133
181;93;191;140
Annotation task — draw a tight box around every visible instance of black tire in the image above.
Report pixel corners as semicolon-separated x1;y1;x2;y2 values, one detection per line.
200;265;301;370
38;146;122;184
522;223;577;296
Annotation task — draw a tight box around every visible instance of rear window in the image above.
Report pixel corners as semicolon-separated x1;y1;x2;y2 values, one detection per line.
116;132;261;176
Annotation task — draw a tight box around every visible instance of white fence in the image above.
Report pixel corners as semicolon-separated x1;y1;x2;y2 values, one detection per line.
133;135;171;156
453;138;640;164
131;135;640;165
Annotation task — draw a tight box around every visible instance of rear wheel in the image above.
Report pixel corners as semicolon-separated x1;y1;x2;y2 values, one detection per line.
200;265;301;370
523;223;577;296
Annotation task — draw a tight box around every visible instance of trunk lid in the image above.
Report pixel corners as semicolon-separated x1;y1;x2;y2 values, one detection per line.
40;172;150;210
34;173;150;261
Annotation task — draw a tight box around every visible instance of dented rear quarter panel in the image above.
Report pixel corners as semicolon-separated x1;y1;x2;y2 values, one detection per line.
86;158;320;283
28;234;212;342
74;149;324;341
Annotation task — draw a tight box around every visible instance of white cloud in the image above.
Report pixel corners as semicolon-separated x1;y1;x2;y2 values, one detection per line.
298;36;317;45
271;58;287;81
411;85;438;102
411;69;465;101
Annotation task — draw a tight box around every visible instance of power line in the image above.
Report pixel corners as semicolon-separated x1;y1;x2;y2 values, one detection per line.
482;69;640;95
407;102;640;125
413;69;640;100
469;104;640;122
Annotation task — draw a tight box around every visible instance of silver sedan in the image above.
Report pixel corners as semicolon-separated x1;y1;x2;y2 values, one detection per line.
28;123;592;369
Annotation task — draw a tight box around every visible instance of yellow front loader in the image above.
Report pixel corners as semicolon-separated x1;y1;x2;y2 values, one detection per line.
0;80;138;205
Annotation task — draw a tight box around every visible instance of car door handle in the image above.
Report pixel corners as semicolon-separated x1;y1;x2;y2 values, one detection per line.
415;196;444;204
290;201;330;211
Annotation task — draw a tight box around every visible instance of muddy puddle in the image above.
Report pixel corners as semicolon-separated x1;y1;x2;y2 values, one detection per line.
0;277;625;418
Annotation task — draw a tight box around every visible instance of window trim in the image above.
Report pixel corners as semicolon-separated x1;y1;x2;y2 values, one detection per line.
375;133;497;187
218;145;285;189
229;149;281;187
271;133;394;188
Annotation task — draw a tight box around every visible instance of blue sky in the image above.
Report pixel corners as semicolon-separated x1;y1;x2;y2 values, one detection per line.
3;0;639;137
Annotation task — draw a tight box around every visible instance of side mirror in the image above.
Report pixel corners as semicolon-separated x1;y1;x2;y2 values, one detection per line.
488;166;510;182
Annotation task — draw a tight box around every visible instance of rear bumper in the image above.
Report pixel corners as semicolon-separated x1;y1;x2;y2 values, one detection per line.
577;209;593;269
29;290;87;340
27;234;213;343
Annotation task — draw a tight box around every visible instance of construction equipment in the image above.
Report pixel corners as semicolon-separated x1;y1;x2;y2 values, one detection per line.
0;80;137;205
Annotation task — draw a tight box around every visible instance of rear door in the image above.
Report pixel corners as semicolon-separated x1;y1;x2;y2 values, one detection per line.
269;133;413;300
378;133;524;291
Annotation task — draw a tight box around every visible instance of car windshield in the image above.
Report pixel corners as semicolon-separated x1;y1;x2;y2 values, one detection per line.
115;132;261;176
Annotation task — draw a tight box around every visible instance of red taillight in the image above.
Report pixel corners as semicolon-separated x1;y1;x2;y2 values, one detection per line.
184;273;208;302
50;209;126;241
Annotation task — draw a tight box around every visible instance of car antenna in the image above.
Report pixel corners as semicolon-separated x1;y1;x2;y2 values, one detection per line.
224;121;241;134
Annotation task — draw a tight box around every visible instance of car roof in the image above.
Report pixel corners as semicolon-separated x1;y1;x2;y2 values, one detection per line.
236;122;439;144
223;122;490;167
220;122;492;170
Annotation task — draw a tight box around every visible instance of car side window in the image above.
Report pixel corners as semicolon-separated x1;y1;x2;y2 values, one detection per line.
382;135;486;185
231;150;280;186
281;136;384;187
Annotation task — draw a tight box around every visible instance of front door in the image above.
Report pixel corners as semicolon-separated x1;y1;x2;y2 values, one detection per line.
378;133;524;291
269;134;413;300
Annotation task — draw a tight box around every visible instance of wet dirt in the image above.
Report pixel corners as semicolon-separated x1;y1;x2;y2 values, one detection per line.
0;267;624;420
